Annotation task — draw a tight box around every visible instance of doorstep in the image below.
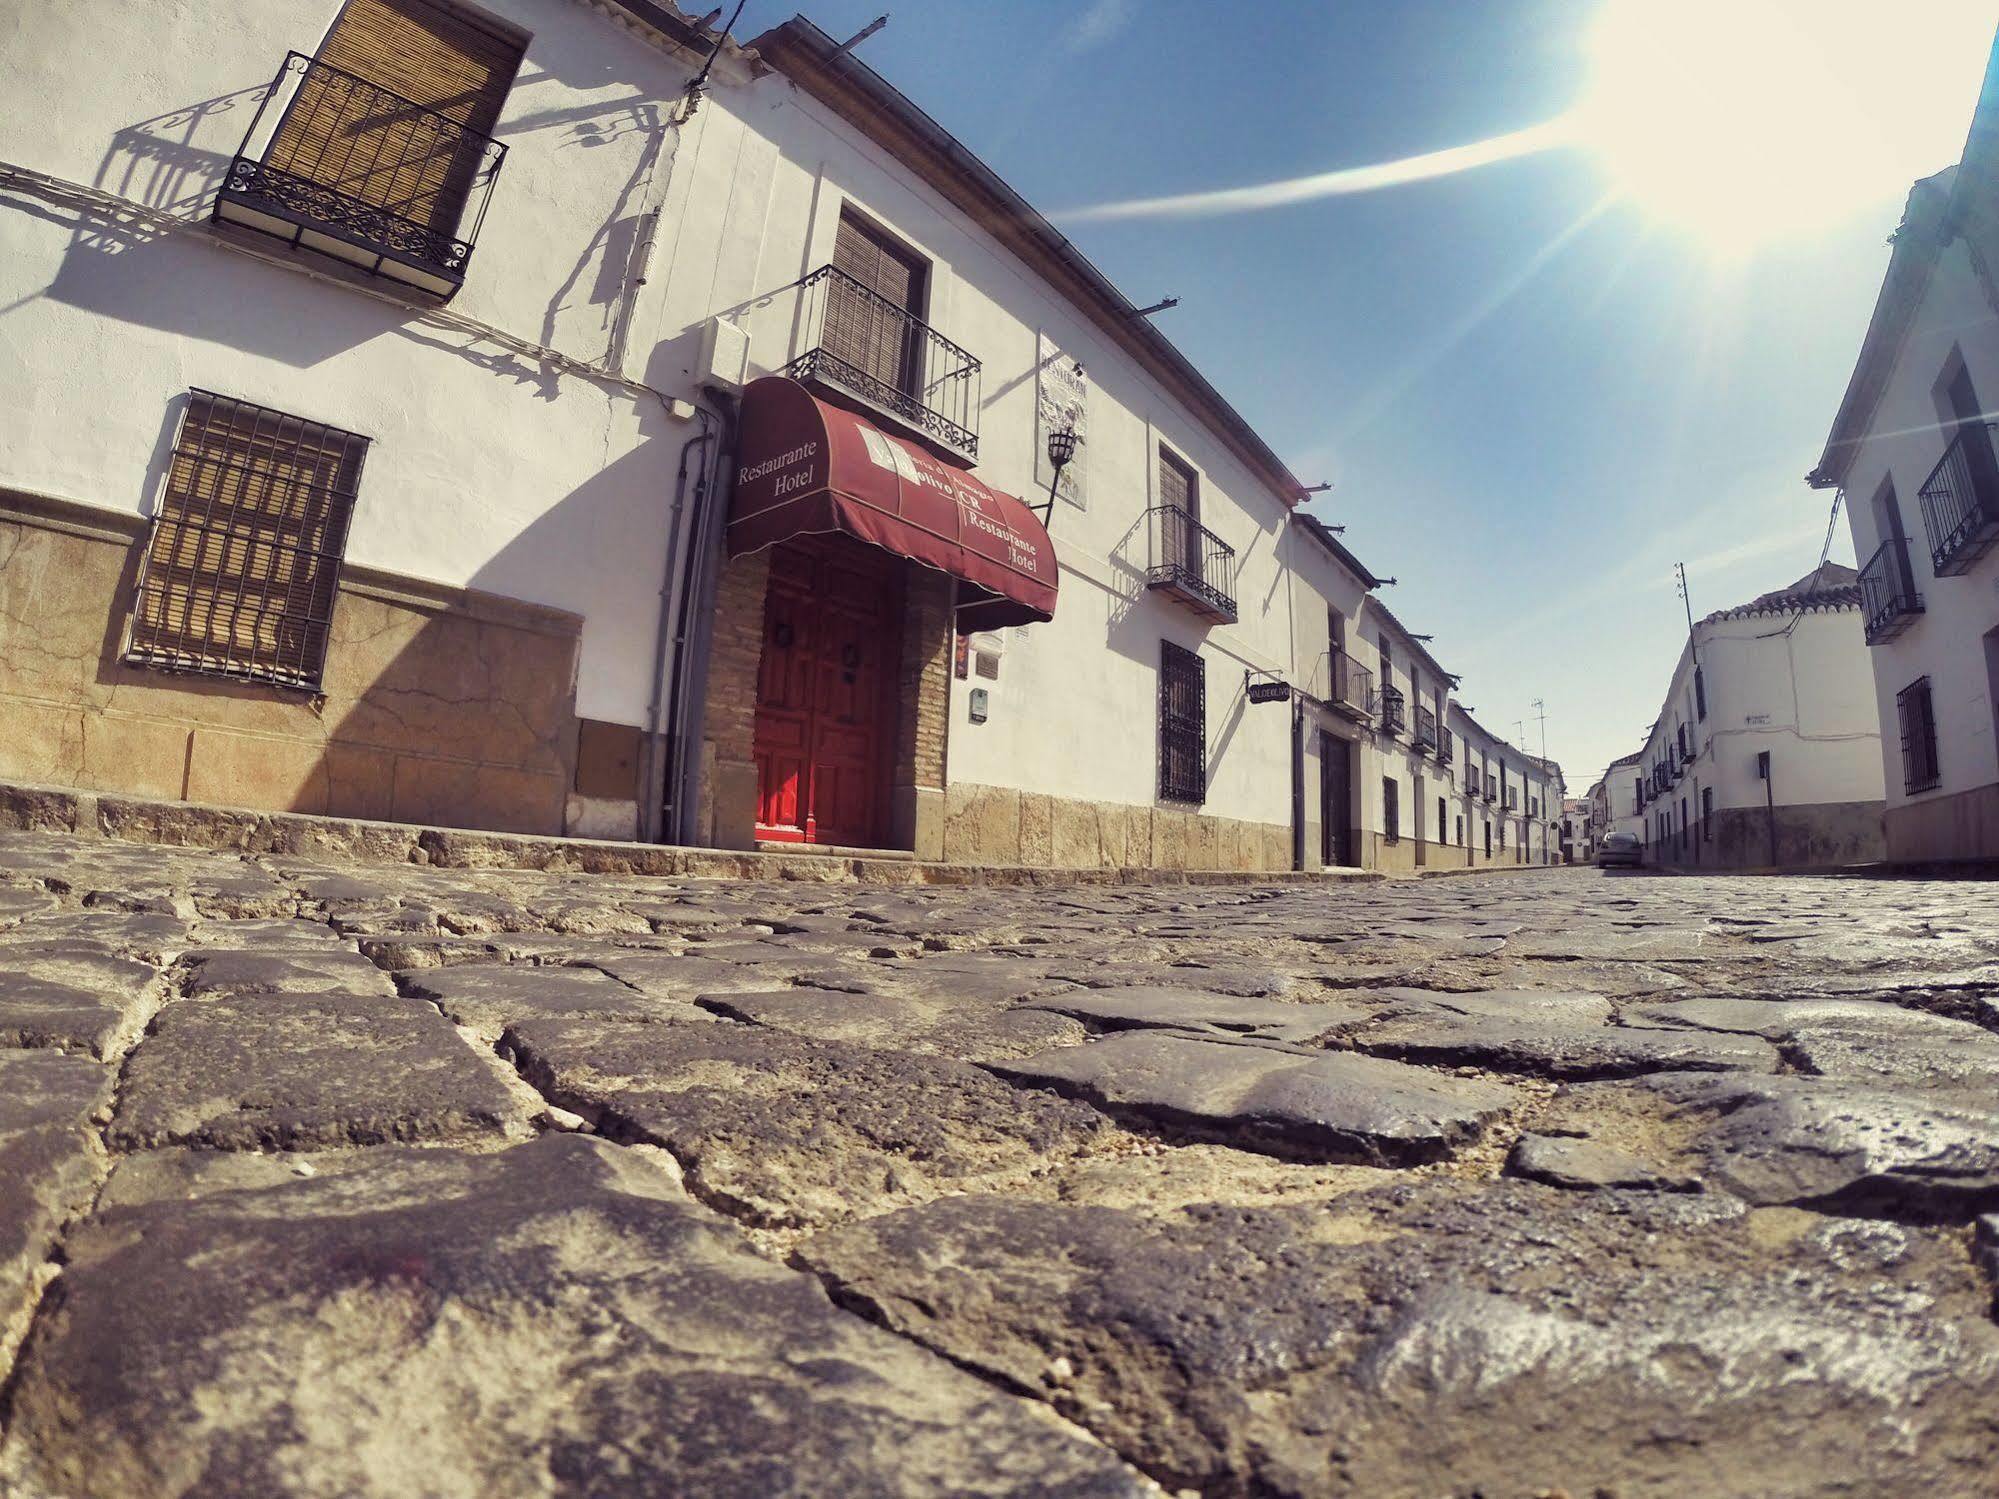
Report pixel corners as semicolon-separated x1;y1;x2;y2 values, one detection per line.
755;840;917;861
0;779;1385;888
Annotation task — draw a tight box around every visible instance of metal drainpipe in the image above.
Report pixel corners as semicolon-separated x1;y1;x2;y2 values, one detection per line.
1290;696;1305;872
637;407;716;843
660;389;738;846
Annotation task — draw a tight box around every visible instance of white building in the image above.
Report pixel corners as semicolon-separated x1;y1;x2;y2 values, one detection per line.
0;0;1558;875
1809;44;1999;864
1622;566;1885;869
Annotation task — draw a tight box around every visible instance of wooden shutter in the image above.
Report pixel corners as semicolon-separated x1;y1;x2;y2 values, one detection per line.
823;211;927;398
127;393;368;690
268;0;523;237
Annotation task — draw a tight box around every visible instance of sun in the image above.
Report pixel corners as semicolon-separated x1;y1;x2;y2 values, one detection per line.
1575;0;1995;255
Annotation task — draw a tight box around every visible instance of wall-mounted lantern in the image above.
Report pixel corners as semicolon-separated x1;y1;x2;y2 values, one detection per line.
1035;427;1076;523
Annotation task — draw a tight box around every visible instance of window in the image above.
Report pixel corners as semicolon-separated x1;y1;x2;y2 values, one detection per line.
125;391;369;691
1483;820;1492;857
1456;814;1465;846
826;209;929;402
230;0;524;296
1382;777;1400;842
1695;665;1707;720
1702;785;1713;839
1158;641;1206;804
1437;797;1446;843
1896;677;1940;793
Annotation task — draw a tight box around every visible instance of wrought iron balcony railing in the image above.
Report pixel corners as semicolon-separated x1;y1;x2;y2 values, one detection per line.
783;264;982;459
213;52;506;301
1919;422;1999;576
1466;768;1481;797
1145;506;1238;623
1438;733;1454;765
1329;649;1373;720
1377;685;1406;736
1413;705;1439;754
1859;537;1924;644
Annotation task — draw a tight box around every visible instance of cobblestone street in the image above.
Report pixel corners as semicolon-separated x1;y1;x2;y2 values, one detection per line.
2;828;1998;1496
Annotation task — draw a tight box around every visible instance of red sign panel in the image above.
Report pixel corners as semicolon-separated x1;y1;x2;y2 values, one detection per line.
727;377;1059;630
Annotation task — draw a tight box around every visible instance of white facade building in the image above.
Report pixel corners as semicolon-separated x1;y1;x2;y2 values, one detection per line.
1810;46;1999;863
0;0;1559;874
1621;566;1885;869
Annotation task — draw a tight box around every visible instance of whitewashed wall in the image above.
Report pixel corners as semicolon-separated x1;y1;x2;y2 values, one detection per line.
1836;234;1999;810
0;0;703;730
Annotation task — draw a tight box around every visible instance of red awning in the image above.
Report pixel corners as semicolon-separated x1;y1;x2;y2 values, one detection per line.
727;377;1059;630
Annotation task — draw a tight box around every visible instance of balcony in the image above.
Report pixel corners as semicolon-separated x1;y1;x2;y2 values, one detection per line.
1377;685;1407;736
1466;769;1481;797
214;53;506;301
1859;537;1924;644
1145;506;1239;623
1329;650;1373;720
783;264;982;461
1413;705;1439;755
1919;422;1999;576
1438;734;1454;766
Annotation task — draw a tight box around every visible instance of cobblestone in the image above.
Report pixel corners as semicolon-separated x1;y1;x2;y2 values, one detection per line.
0;826;1996;1495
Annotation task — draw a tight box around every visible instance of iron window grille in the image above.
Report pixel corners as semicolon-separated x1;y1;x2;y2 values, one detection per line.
125;392;369;692
781;263;981;459
1158;641;1207;804
1466;766;1480;797
1858;537;1924;644
1438;731;1454;765
1694;665;1707;720
214;52;508;301
1918;421;1999;576
1382;777;1399;842
1145;505;1239;623
1896;676;1941;794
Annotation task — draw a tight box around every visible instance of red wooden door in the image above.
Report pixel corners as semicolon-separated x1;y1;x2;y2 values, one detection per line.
754;538;903;847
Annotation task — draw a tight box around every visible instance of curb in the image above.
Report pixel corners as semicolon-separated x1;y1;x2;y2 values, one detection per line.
0;780;1404;888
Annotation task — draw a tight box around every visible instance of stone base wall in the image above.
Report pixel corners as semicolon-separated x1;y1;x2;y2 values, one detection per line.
1884;782;1999;865
1655;799;1887;870
944;783;1290;872
0;491;582;835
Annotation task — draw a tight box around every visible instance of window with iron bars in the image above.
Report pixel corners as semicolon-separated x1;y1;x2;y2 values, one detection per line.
1158;640;1206;804
125;391;369;692
1382;776;1399;842
1896;677;1940;794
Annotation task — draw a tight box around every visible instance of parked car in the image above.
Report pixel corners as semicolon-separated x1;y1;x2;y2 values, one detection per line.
1596;831;1643;869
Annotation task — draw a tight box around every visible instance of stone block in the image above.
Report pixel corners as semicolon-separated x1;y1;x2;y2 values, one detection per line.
0;700;86;790
184;729;330;816
944;783;1019;865
79;715;190;803
1018;792;1055;867
1150;806;1189;870
389;756;564;836
1184;813;1218;871
1048;796;1099;869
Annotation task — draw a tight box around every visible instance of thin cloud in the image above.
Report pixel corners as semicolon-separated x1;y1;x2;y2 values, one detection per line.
1061;0;1135;55
1061;116;1575;223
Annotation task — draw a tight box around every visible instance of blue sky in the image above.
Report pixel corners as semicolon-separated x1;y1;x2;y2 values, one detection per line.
753;0;1993;788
